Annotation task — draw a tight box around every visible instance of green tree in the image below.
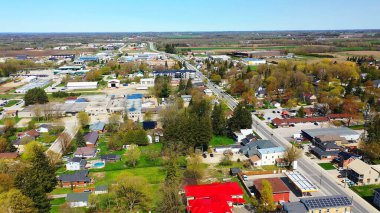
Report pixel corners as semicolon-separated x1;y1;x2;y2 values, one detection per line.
24;88;48;106
258;180;275;212
15;145;57;212
228;102;252;132
297;106;306;118
211;103;226;136
75;129;86;148
184;155;204;183
367;114;380;142
284;145;302;166
185;78;193;94
125;145;141;167
77;111;90;127
114;176;152;211
0;188;37;213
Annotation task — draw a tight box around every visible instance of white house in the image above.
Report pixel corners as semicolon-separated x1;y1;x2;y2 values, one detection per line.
233;129;253;142
204;89;213;96
66;157;87;171
66;192;90;208
107;79;120;88
255;147;285;166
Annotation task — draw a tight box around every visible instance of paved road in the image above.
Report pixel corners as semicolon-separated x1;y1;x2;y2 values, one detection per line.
149;42;377;213
47;117;79;155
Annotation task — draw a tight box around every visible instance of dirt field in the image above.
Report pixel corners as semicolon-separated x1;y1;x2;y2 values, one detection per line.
338;51;380;58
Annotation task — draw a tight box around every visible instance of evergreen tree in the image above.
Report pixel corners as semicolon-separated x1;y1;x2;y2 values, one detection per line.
15;145;56;212
75;129;86;147
211;103;226;136
185;78;192;94
178;79;186;92
228;102;252;132
24;88;49;106
297;106;305;118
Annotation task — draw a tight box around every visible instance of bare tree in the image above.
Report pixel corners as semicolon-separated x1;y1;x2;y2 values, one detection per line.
59;132;72;154
284;145;302;166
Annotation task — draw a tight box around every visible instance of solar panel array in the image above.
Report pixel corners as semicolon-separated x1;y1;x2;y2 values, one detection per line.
285;171;319;192
301;196;352;209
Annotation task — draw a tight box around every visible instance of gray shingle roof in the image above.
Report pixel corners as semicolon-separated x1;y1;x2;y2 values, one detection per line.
66;192;90;202
58;170;90;183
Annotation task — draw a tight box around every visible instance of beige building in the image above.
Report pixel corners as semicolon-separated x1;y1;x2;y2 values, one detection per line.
347;159;380;185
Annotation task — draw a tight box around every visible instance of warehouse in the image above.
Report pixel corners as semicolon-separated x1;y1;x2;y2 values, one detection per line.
15;79;51;93
301;127;360;142
67;82;98;90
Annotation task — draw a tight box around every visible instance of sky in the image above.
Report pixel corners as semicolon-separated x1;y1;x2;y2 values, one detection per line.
1;0;379;32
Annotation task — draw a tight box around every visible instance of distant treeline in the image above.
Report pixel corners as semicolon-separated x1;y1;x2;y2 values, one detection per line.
51;91;81;98
300;53;335;58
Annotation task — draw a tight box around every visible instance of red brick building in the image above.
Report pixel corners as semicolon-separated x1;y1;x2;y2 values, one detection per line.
184;182;245;213
253;177;290;203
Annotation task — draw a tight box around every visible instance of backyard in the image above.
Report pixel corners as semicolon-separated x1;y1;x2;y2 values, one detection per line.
210;136;235;147
351;184;380;210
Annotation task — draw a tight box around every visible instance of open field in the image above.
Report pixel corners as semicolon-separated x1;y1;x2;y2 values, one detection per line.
0;49;97;57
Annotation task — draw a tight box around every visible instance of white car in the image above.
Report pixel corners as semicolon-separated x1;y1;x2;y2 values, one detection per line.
242;175;248;181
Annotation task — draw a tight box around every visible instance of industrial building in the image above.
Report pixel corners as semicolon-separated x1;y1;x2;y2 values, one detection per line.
15;79;51;93
301;127;361;142
67;82;98;90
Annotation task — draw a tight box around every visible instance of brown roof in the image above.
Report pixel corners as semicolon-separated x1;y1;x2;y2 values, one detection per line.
272;117;329;126
315;135;347;143
249;155;261;162
0;152;18;159
328;114;352;119
254;178;290;193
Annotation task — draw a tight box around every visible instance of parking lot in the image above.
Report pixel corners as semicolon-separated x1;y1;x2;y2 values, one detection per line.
273;122;332;140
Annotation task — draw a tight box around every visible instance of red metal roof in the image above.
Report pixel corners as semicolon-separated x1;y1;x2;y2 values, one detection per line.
185;182;245;213
272;117;329;126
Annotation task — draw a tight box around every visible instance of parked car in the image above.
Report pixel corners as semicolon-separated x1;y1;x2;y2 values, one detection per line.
242;175;248;181
289;124;295;127
210;153;214;157
272;111;276;113
314;122;319;126
202;153;207;158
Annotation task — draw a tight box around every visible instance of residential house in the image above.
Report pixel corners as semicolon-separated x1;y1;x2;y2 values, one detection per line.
18;130;40;140
37;124;52;133
239;140;285;166
347;159;380;185
253;178;290;203
204;89;213;96
100;154;121;162
304;93;318;104
89;121;105;133
337;151;362;169
74;147;97;158
58;170;91;187
271;101;281;108
66;157;87;171
11;136;33;152
184;182;245;213
284;195;352;213
310;135;341;160
373;188;380;209
66;192;90;208
84;131;99;148
233;129;253;143
240;134;257;146
95;185;108;195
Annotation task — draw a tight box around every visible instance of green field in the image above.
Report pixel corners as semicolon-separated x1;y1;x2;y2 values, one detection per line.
318;163;336;170
255;45;297;50
351;184;380;208
4;100;19;107
348;125;365;130
210;136;235;147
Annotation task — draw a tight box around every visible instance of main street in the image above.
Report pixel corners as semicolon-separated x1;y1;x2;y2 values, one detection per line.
148;42;378;213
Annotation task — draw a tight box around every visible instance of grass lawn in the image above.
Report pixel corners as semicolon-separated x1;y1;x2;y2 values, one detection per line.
0;116;21;125
318;163;336;170
49;187;72;195
351;184;380;205
4;100;19;107
50;197;66;205
348;125;365;130
210;136;235;147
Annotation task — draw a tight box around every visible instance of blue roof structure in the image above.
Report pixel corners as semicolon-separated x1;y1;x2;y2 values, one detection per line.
75;98;88;103
127;94;143;99
258;147;285;155
90;121;105;132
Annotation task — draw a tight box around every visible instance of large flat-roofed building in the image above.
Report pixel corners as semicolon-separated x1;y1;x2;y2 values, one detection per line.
301;127;360;142
243;58;266;65
285;171;319;196
126;94;143;121
15;79;52;93
152;70;196;79
67;82;98;90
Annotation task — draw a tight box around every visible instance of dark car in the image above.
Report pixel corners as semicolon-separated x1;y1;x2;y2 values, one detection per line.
210;153;214;157
277;111;280;113
314;122;319;126
289;124;295;127
202;153;207;158
272;111;276;113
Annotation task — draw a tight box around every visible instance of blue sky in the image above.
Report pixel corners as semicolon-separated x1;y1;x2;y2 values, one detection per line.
1;0;379;32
